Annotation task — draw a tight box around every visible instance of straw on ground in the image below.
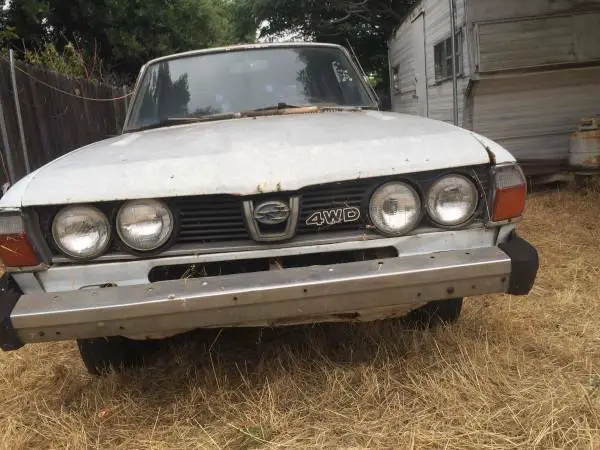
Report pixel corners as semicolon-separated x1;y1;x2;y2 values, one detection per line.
0;183;599;449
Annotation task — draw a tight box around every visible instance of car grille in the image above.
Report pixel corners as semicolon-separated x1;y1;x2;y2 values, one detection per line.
172;165;491;245
38;165;492;256
296;180;373;235
174;196;248;244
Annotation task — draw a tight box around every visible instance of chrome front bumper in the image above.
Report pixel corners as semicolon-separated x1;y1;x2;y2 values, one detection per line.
5;246;514;345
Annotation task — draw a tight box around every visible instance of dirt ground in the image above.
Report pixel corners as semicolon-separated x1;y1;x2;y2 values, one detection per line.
0;184;599;449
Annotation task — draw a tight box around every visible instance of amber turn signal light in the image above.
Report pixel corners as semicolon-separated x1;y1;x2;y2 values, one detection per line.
491;164;527;222
0;214;40;267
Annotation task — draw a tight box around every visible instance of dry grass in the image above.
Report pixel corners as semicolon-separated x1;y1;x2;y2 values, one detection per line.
1;184;600;449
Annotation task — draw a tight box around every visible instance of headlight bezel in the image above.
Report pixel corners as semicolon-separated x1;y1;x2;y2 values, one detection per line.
51;205;112;260
425;174;480;228
116;199;176;253
368;181;424;237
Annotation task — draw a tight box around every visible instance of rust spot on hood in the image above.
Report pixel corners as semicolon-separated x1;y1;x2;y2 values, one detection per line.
470;133;497;165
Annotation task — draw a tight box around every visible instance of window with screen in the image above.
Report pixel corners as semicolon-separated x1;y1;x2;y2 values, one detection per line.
434;31;463;81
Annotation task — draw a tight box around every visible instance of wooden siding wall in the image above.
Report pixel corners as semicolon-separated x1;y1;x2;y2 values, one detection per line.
425;0;468;124
388;0;470;125
471;67;600;163
388;0;600;169
389;19;419;116
0;59;127;187
477;12;600;72
467;0;600;166
471;0;600;22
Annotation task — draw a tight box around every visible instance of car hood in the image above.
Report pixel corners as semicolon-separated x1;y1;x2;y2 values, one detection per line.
1;110;514;207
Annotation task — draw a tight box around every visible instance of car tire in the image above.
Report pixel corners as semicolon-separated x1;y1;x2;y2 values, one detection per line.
77;337;159;376
404;298;463;328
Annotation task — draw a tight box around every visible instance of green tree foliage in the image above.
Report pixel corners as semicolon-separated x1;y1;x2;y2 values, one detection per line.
23;42;105;80
252;0;417;94
227;0;259;43
1;0;258;80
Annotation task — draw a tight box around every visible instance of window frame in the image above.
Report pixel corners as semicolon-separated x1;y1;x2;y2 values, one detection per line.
434;29;463;83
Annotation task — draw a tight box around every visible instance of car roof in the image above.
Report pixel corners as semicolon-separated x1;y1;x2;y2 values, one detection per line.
145;42;347;66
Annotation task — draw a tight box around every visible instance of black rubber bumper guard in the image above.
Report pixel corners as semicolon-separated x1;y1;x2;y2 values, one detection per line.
0;272;24;351
0;232;539;352
499;232;539;296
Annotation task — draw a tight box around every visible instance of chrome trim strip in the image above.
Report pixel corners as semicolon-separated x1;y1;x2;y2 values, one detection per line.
486;217;523;228
145;43;349;68
497;224;517;245
11;273;44;293
7;264;49;274
36;228;499;294
12;247;511;343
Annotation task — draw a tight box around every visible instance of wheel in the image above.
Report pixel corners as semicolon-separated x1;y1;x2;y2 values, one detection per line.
77;337;159;375
404;298;463;328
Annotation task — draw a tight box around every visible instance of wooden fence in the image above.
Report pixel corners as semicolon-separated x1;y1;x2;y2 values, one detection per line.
0;57;128;188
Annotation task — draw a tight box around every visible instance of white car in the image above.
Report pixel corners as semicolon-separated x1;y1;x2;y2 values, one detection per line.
0;43;538;375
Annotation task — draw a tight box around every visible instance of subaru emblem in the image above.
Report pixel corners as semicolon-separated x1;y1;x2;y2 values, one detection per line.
253;201;291;225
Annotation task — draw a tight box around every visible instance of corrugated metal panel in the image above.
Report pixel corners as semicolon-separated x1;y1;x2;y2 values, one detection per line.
477;12;600;72
471;67;600;161
471;0;600;22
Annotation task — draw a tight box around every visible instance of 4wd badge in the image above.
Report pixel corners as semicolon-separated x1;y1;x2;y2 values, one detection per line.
306;207;361;227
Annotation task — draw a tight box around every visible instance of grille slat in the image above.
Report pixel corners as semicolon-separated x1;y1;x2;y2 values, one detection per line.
177;234;249;242
172;195;246;243
295;181;374;235
179;226;247;233
178;231;248;238
180;216;243;224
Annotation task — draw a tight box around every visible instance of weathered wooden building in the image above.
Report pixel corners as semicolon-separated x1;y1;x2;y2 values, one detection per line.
388;0;600;174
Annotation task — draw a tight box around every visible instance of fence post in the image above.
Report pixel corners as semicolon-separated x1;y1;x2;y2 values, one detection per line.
9;49;31;174
0;87;16;184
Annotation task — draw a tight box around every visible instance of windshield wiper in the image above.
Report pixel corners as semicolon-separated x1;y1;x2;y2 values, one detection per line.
126;103;380;133
247;103;378;113
128;105;316;132
126;113;240;132
249;102;306;112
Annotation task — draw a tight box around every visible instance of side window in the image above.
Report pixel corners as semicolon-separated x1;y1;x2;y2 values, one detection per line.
434;30;463;81
392;65;400;93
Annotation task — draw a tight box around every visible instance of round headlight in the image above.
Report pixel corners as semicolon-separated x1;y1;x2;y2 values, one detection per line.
426;175;478;226
117;199;174;252
369;182;422;236
52;206;111;259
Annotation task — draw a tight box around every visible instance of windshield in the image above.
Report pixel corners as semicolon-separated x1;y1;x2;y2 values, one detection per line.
125;46;377;131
